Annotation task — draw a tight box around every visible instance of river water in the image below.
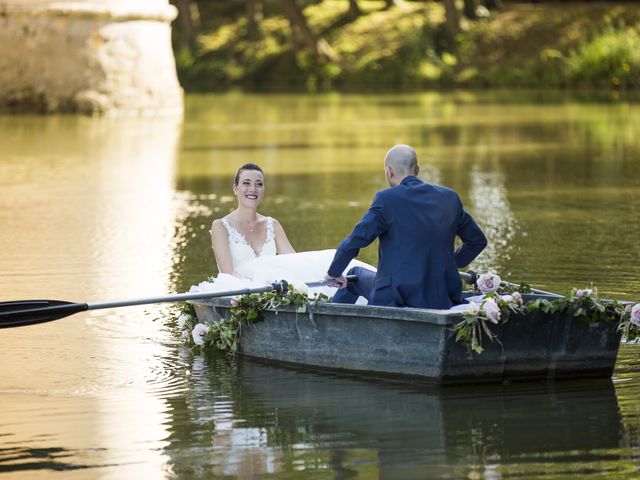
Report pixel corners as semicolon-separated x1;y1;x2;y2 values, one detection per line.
0;92;639;479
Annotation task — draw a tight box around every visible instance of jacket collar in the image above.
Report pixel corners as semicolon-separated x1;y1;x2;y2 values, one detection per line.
400;175;422;186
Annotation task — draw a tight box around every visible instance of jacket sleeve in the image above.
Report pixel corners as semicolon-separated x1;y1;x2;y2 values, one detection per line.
454;196;487;268
327;192;388;277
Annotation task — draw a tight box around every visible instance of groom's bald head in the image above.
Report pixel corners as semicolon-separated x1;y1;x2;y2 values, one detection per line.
384;144;419;185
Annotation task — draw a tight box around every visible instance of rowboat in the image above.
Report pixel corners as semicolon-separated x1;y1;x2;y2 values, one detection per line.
189;292;623;385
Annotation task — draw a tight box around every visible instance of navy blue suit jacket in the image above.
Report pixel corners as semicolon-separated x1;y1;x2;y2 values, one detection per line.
327;176;487;309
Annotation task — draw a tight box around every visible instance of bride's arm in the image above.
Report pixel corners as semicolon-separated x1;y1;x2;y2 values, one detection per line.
273;218;296;254
211;219;234;274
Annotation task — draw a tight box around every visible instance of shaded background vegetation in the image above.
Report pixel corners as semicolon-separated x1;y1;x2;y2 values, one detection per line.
170;0;640;92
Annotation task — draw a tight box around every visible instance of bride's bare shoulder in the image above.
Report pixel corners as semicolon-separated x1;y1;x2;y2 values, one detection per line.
211;217;230;235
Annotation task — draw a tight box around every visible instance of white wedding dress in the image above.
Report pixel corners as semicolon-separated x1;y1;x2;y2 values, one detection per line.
190;217;375;300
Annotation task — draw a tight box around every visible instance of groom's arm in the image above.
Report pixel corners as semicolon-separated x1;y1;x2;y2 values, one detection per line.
454;198;487;268
327;193;388;277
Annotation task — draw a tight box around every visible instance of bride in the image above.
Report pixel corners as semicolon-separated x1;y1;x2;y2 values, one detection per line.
191;163;374;298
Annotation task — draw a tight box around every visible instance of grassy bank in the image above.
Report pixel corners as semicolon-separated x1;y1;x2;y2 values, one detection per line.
176;1;640;92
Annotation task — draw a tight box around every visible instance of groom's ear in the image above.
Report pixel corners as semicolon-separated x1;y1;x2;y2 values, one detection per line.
415;164;420;176
385;165;394;179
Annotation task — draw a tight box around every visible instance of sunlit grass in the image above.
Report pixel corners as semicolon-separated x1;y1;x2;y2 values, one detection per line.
568;24;640;89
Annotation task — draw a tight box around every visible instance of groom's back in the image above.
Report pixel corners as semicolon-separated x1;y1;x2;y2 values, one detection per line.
374;178;465;309
380;180;460;249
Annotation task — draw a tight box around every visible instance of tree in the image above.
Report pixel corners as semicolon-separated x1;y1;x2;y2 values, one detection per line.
464;0;478;20
442;0;460;38
483;0;503;10
384;0;399;10
282;0;336;62
172;0;199;51
246;0;263;39
347;0;362;17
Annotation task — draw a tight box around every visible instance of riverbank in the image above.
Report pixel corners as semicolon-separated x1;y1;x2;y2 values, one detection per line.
176;1;640;93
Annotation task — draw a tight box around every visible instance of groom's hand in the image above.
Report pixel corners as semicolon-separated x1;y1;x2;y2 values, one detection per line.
324;274;348;289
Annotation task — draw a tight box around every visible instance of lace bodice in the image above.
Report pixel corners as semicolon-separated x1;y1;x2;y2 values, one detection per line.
221;217;277;271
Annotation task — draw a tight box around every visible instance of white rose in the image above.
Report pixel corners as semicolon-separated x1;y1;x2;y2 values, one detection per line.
576;288;593;298
466;301;480;315
287;278;308;295
181;329;190;338
482;298;501;324
631;304;640;328
502;293;523;307
477;272;501;294
177;313;190;328
191;323;209;345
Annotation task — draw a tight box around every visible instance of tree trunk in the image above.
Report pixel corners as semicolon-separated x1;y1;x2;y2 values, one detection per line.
246;0;263;39
442;0;460;37
463;0;478;20
282;0;336;61
483;0;503;10
173;0;198;50
348;0;362;17
384;0;398;10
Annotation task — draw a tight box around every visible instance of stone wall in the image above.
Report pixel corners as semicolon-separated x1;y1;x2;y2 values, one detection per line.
0;1;183;116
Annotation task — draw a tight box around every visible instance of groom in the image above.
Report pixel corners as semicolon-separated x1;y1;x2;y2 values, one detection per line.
325;144;487;310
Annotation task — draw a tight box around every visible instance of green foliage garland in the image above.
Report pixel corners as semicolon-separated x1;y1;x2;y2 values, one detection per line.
454;284;637;355
178;286;329;353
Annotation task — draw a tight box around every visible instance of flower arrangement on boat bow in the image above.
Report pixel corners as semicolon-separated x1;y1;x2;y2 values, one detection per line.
455;272;640;354
178;280;329;353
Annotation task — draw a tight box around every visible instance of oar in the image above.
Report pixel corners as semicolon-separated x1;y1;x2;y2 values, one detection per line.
0;277;354;329
459;270;560;296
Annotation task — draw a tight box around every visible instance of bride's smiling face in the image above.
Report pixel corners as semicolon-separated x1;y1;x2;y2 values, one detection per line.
233;170;265;207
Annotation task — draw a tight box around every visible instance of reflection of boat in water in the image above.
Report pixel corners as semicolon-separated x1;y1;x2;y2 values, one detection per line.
191;295;622;385
218;359;624;478
235;360;622;451
161;351;625;478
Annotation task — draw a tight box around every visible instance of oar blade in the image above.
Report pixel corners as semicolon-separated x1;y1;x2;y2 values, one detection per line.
0;300;88;328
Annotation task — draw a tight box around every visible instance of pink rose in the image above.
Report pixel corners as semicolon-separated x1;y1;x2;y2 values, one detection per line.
631;304;640;328
511;291;523;306
477;272;501;294
576;288;593;298
482;298;501;324
230;298;239;307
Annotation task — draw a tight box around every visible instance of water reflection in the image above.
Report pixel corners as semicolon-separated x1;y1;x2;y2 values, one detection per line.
0;114;183;478
468;165;518;275
164;352;626;478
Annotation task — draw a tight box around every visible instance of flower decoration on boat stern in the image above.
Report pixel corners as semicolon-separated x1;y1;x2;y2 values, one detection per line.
454;272;639;355
621;303;640;341
477;271;501;294
455;288;522;354
631;304;640;328
482;297;501;324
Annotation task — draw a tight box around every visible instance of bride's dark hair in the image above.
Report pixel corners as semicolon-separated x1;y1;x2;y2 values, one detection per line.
234;163;264;186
